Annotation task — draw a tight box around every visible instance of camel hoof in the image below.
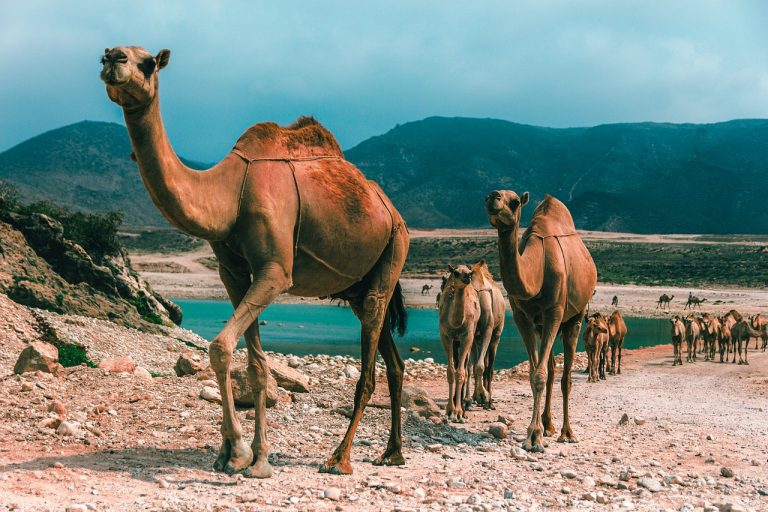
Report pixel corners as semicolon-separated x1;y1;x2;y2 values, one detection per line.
243;458;273;479
522;441;545;453
319;460;353;475
374;451;405;467
557;434;578;444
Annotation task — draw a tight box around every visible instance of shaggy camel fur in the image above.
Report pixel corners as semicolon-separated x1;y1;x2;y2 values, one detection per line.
684;315;701;363
670;316;685;366
438;265;480;421
486;191;596;452
469;260;505;409
583;314;608;383
656;294;674;309
750;314;768;352
607;310;627;375
101;46;409;477
700;314;721;361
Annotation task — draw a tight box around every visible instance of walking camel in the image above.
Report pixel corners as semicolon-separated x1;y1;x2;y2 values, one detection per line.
656;294;674;309
670;316;685;366
750;314;768;351
611;295;619;307
607;310;627;375
486;191;597;452
684;315;701;363
100;46;410;477
583;314;608;383
438;265;480;421
421;284;433;295
469;260;505;409
684;294;706;310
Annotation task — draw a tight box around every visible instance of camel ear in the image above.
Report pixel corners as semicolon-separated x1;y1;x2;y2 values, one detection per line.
520;191;529;206
156;49;171;70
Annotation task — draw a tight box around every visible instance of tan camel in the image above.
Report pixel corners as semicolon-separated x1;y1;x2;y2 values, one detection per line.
607;310;627;375
684;294;706;310
583;314;608;383
486;191;596;451
684;314;701;363
732;319;760;365
750;314;768;352
670;316;685;366
469;259;505;409
438;265;480;421
721;309;742;363
101;46;410;477
656;294;674;309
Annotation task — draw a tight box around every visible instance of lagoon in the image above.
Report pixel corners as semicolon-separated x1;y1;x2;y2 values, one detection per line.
175;299;671;369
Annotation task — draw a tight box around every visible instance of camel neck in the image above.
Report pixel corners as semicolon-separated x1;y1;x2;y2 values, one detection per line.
497;223;543;300
123;94;240;240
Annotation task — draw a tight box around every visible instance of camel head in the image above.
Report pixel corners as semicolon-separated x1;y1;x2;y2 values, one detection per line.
446;264;473;288
485;190;529;231
100;46;170;110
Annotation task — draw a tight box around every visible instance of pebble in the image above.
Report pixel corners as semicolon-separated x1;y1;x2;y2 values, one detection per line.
705;456;715;463
466;493;482;505
619;470;631;482
582;476;595;488
634;417;646;426
503;489;515;499
510;446;527;460
413;487;426;500
638;477;662;493
560;469;577;479
56;421;79;437
21;382;34;392
619;413;629;425
719;466;734;478
48;400;67;416
65;506;88;512
200;386;222;404
716;503;746;512
488;423;508;439
323;487;341;501
582;492;596;501
344;365;360;379
561;486;571;494
707;434;715;441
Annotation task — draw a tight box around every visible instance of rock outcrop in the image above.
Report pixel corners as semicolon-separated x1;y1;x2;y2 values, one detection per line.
13;341;63;375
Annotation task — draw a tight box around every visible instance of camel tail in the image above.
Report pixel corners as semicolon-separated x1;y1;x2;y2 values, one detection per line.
387;281;408;337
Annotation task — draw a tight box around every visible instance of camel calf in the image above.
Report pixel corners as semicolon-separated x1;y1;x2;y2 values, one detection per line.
607;310;627;375
438;265;480;421
670;316;685;365
583;314;609;382
469;260;505;410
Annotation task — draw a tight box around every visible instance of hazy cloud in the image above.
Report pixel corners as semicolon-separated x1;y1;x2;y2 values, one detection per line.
1;0;766;161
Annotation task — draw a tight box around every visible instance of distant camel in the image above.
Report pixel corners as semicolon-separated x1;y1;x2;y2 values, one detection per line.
720;310;742;363
607;310;627;375
700;313;721;361
684;315;701;362
750;314;768;352
732;319;760;365
656;294;674;309
670;316;685;366
421;284;433;296
583;314;609;383
611;295;618;307
684;294;706;310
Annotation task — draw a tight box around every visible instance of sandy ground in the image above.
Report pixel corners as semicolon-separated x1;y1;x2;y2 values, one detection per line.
131;244;768;318
1;343;766;512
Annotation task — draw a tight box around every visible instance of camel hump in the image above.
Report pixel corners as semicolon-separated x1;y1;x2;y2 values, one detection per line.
524;195;577;238
233;116;344;159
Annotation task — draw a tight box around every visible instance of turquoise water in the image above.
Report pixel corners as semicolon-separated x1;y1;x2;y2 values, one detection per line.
175;299;670;369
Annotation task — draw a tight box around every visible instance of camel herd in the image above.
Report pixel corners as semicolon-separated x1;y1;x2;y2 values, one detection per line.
670;310;766;366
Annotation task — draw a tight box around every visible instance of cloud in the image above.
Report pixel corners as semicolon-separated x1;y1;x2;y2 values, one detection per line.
0;1;766;161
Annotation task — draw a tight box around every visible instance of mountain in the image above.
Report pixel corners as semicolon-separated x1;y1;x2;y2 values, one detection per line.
1;117;767;232
345;117;768;233
0;121;207;227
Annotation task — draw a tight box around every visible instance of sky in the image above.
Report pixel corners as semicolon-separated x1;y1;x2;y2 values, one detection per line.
1;1;767;162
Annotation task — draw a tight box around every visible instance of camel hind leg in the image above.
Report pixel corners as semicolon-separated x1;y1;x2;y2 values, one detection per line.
321;225;408;474
373;323;406;466
557;311;583;443
483;327;501;409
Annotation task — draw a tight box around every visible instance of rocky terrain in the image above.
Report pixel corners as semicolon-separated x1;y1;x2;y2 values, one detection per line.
0;287;766;511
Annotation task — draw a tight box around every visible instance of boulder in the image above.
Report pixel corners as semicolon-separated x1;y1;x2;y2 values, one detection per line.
401;385;441;419
230;367;278;408
268;358;309;392
14;342;63;375
98;356;136;373
175;352;208;377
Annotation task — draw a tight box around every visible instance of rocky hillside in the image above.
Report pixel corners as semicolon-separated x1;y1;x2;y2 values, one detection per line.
346;117;768;233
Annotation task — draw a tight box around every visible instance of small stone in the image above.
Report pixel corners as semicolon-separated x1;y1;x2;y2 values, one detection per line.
716;503;746;512
323;487;342;501
48;400;67;416
65;505;88;512
634;417;646;426
582;476;595;488
199;386;222;404
344;365;360;379
21;382;34;392
582;492;597;501
56;421;79;437
706;434;714;441
14;342;63;375
560;469;577;479
52;462;64;469
488;422;508;439
705;456;715;463
133;367;153;381
619;413;629;425
621;499;635;510
466;493;482;505
719;467;734;478
503;489;515;499
596;492;608;504
561;486;571;494
638;477;662;493
158;479;169;489
619;470;631;482
98;356;136;373
510;446;528;460
413;487;426;499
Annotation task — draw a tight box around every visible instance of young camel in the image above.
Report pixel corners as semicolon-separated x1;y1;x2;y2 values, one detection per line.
670;316;685;366
469;260;505;409
486;191;596;452
607;310;627;375
656;294;674;309
583;314;609;383
101;46;409;477
684;315;701;363
438;265;480;421
750;314;768;352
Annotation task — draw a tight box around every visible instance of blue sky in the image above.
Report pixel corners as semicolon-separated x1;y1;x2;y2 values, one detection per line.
1;1;767;161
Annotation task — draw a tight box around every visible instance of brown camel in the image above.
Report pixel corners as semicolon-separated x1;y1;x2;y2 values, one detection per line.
732;319;760;365
670;316;685;366
721;309;742;363
656;294;674;309
750;314;768;352
700;313;721;361
684;314;701;363
486;191;596;452
607;310;627;375
611;295;619;307
583;314;608;383
684;294;706;310
438;265;480;421
469;259;505;409
100;46;410;478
